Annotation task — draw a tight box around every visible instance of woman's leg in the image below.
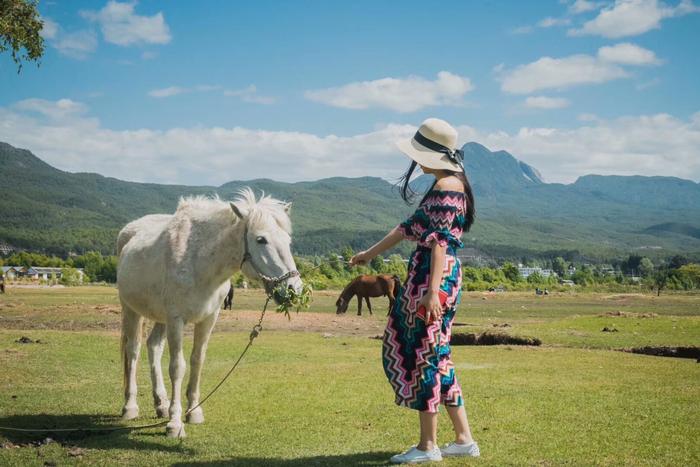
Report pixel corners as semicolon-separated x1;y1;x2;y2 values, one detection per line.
446;404;474;444
417;410;438;451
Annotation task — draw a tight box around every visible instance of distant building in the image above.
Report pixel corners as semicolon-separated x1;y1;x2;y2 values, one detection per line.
32;267;65;280
0;266;84;282
560;279;575;286
0;242;14;255
518;266;556;278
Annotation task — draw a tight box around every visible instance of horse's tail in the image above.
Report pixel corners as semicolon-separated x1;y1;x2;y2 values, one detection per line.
391;274;401;292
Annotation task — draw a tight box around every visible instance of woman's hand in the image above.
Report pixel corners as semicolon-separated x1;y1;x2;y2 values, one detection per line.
418;290;443;324
349;250;372;267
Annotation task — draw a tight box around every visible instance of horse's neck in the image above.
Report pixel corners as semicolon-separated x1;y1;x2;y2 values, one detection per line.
184;214;245;287
341;281;357;300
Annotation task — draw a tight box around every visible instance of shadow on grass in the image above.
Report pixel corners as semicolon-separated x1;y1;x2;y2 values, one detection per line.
172;451;395;466
0;413;193;454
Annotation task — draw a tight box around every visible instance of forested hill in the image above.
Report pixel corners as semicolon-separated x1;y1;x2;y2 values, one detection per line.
1;141;699;261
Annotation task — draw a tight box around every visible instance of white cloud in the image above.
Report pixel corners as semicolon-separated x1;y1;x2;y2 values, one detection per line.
141;50;157;60
147;84;274;104
511;25;533;34
455;112;700;183
568;0;604;14
304;71;474;112
512;15;571;34
498;43;660;94
0;99;415;185
53;30;98;59
13;98;88;120
81;1;171;46
1;99;698;185
598;42;662;65
538;17;572;27
40;18;59;39
224;85;276;104
148;86;187;98
568;0;700;38
39;18;97;59
524;96;571;109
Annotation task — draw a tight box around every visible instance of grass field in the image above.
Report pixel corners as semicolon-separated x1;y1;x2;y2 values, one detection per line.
1;286;698;466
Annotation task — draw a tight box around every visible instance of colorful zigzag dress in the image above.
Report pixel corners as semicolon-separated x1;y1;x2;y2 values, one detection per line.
382;189;466;413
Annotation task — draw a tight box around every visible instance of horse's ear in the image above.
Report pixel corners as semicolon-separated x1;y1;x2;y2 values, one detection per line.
230;202;247;220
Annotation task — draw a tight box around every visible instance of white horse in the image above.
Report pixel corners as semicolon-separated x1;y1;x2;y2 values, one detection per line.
116;188;302;437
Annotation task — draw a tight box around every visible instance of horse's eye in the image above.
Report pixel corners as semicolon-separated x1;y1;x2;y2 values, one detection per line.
256;236;268;245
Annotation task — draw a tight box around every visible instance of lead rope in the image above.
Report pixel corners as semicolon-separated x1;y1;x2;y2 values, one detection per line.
0;297;271;436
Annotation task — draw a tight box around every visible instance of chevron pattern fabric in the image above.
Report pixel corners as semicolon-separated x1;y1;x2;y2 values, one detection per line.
383;189;467;413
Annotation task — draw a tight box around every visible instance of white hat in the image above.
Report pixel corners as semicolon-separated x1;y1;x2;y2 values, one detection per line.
396;118;464;172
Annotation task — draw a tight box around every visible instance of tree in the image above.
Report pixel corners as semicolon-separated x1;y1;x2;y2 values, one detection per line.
652;267;669;296
621;254;643;275
527;271;544;284
0;0;45;73
669;255;689;270
501;262;520;283
638;257;654;278
552;257;567;277
677;263;700;290
370;255;384;273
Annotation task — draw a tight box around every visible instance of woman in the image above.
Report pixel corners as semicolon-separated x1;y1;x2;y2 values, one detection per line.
350;118;479;464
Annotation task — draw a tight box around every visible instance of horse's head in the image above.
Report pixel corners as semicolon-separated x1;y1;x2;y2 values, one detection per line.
335;296;349;314
230;188;303;304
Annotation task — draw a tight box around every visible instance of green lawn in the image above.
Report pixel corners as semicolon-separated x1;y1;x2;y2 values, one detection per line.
0;287;698;466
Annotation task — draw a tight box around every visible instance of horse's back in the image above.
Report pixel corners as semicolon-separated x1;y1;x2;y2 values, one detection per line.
117;214;172;256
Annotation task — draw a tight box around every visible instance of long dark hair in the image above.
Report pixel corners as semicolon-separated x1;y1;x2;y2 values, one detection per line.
397;160;476;232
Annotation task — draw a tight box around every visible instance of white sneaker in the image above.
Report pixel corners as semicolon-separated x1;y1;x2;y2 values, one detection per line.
390;445;443;464
440;441;480;457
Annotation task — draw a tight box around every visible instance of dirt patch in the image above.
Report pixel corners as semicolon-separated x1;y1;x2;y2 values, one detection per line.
215;310;385;337
600;310;657;318
452;331;541;346
623;346;700;361
601;327;618;332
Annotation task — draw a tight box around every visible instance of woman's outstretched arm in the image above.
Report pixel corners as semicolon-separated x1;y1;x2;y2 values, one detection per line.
349;227;404;266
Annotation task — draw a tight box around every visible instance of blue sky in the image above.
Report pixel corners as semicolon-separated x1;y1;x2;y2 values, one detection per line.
1;0;699;185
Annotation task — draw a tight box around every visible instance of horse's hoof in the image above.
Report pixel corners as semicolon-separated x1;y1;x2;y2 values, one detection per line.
186;408;204;424
121;406;139;420
166;423;186;438
155;404;170;418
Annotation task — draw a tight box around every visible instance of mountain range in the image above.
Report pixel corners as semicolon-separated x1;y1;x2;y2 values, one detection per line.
1;141;699;261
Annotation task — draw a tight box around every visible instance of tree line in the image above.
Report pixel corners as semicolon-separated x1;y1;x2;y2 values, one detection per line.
2;249;699;294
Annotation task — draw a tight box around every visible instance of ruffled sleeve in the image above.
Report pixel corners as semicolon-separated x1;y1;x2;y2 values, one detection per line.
417;196;465;249
395;207;421;242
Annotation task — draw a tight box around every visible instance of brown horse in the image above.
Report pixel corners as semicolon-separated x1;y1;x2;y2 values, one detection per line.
336;274;402;316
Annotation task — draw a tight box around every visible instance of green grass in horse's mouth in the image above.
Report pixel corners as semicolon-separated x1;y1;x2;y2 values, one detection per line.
274;283;313;318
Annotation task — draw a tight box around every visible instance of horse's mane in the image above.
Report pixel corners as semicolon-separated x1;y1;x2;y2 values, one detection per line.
175;188;292;234
234;187;292;235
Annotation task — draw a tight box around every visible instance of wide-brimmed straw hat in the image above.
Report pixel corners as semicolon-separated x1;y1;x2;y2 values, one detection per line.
396;118;464;172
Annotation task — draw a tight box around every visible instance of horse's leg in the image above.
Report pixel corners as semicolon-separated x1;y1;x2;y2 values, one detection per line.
366;296;373;315
165;317;187;438
147;323;169;418
357;295;362;316
186;311;218;424
121;306;143;420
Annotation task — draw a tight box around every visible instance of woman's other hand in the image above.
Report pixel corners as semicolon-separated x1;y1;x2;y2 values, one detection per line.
418;290;443;324
349;250;371;267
